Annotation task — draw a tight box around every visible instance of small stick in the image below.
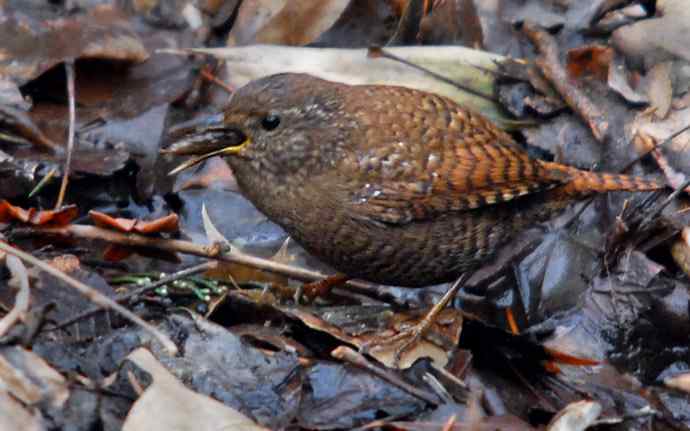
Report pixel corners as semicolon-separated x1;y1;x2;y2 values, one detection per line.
331;346;439;405
55;61;76;209
0;241;178;355
622;124;690;173
47;261;217;331
639;177;690;229
523;22;609;143
200;67;235;94
368;47;496;103
16;224;379;291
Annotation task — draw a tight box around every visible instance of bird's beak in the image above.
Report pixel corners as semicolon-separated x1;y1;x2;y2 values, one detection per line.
162;113;249;175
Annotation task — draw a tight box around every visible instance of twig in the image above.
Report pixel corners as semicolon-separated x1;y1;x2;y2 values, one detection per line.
55;61;76;209
523;22;608;143
368;47;496;103
639;177;690;230
331;346;439;405
387;0;425;46
0;255;31;337
441;414;457;431
623;124;690;173
47;261;217;331
200;67;235;94
0;241;178;355
14;224;379;291
28;167;58;198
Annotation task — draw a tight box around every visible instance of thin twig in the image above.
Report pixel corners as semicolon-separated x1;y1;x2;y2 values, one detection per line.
368;47;497;103
639;177;690;230
0;241;178;355
15;224;379;291
523;22;608;143
623;124;690;173
28;167;58;198
441;414;457;431
47;261;218;331
331;346;439;405
0;255;31;337
55;61;76;209
200;67;235;94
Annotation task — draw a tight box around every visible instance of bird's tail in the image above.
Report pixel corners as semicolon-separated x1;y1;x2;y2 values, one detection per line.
540;161;664;196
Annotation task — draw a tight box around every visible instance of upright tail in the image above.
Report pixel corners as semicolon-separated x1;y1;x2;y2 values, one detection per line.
539;161;664;197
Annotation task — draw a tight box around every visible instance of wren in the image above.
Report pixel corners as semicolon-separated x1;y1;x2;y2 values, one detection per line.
166;73;662;287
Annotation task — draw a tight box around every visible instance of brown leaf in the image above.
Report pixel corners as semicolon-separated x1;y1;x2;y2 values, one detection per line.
90;211;137;232
566;45;613;81
102;245;134;262
0;5;148;87
89;211;179;234
134;214;179;234
0;200;77;227
0;201;33;224
228;0;350;46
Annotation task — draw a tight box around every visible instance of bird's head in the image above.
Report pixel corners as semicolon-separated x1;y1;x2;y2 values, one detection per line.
165;73;354;182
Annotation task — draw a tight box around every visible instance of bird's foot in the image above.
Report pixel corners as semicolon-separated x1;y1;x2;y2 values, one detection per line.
359;316;436;367
359;274;468;367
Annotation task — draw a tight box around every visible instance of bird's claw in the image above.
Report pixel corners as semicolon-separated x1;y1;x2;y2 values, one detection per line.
358;320;432;367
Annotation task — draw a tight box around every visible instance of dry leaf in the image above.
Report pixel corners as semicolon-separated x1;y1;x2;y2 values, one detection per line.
123;348;267;431
0;201;77;226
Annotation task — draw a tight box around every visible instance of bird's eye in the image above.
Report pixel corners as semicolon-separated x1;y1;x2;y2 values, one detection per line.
261;114;281;131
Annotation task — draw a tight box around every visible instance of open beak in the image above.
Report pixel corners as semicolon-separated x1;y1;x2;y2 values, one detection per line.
162;113;249;175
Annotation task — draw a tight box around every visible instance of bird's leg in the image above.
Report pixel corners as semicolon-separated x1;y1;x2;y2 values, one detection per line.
360;274;468;366
295;273;350;303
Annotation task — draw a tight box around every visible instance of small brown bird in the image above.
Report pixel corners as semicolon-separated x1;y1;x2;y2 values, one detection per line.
167;73;662;288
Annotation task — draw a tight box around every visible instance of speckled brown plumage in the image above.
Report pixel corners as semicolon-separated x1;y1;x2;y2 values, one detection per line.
168;73;663;287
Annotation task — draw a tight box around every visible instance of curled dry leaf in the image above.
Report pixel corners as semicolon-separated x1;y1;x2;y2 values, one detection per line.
88;211;180;262
89;211;179;234
0;200;77;227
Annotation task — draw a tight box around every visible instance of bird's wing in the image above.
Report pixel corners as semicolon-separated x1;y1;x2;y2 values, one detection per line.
338;87;569;225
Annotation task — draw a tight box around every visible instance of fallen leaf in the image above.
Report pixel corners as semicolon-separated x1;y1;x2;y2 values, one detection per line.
0;5;148;87
228;0;350;46
89;211;179;234
547;400;602;431
0;201;77;227
123;348;268;431
567;45;613;81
